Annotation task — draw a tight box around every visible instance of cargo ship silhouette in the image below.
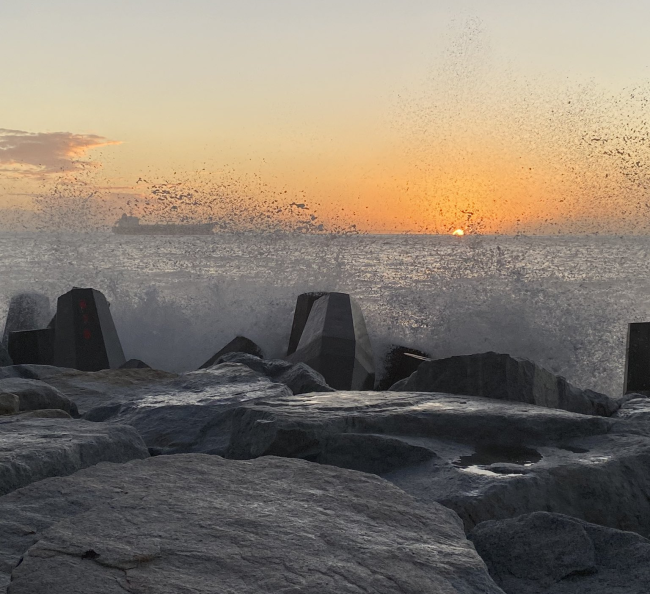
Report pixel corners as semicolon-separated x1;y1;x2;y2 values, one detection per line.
112;215;216;235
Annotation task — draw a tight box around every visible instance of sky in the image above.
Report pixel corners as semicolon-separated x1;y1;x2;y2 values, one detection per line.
2;0;650;233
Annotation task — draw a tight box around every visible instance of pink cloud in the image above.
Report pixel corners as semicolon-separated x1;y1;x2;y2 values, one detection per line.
0;128;121;177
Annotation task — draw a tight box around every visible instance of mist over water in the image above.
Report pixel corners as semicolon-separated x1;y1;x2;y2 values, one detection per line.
1;231;646;396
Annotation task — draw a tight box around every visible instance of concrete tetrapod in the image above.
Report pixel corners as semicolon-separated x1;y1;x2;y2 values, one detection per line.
53;288;126;371
287;292;375;390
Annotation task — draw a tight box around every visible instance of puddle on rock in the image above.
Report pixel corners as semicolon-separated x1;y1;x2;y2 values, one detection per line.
453;444;542;475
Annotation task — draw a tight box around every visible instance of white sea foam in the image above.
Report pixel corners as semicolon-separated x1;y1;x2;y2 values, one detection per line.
0;231;646;395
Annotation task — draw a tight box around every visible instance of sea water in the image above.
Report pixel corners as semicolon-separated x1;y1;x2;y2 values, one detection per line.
1;231;647;396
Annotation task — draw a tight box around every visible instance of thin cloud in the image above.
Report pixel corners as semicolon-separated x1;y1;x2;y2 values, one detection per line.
0;128;121;177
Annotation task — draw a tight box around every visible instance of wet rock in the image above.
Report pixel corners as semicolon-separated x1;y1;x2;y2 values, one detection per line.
0;378;78;417
199;335;263;369
2;455;502;594
0;394;19;416
0;364;74;381
17;409;73;419
44;364;292;455
217;352;334;394
0;416;148;497
226;390;650;537
470;511;650;594
119;359;151;369
286;291;328;355
377;344;430;390
7;328;55;366
392;352;619;417
53;288;126;371
287;292;375;390
1;293;51;347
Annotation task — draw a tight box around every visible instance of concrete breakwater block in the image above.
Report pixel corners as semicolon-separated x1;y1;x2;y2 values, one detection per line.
1;455;502;593
1;292;51;347
286;291;328;355
287;292;375;390
8;328;55;366
625;322;650;394
53;288;126;371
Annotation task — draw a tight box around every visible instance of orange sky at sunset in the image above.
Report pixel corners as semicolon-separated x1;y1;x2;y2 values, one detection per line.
2;1;650;234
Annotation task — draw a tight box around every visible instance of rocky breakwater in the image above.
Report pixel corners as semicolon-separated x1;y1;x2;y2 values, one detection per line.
226;387;650;537
0;455;502;593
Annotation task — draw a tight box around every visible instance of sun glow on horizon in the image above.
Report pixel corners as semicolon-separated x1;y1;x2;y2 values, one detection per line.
452;229;465;236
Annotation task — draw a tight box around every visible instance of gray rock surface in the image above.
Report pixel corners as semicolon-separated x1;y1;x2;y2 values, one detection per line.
0;378;78;416
217;352;335;394
43;364;293;455
17;409;73;419
392;352;619;417
470;511;650;594
0;345;11;367
0;417;148;497
226;390;650;536
2;455;502;594
0;394;18;416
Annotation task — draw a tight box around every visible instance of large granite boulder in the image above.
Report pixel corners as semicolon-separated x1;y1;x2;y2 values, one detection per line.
1;455;502;594
53;288;126;371
0;378;78;416
40;364;293;455
1;293;51;347
470;511;650;594
225;390;650;537
287;292;375;390
392;352;619;417
0;416;148;497
215;352;334;394
199;335;263;369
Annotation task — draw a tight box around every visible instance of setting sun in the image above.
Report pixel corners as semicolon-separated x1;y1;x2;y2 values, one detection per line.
452;229;465;236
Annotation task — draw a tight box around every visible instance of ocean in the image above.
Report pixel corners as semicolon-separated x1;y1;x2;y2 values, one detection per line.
1;232;646;396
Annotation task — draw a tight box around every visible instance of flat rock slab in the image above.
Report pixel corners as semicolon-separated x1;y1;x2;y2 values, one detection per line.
43;364;293;455
226;390;650;537
3;455;502;594
0;378;78;416
470;511;650;594
0;417;148;497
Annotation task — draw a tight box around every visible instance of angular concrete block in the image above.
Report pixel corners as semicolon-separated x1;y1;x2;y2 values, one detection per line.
1;293;51;347
625;323;650;394
200;336;263;369
287;292;375;390
286;292;328;356
7;329;54;366
53;288;126;372
120;359;151;369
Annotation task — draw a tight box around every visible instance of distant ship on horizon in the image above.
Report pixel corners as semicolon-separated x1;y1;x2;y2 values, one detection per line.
112;214;216;236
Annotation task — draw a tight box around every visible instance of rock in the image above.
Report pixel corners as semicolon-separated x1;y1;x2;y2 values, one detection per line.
377;344;430;390
1;455;502;594
0;416;148;497
0;393;19;415
7;328;55;366
42;363;293;455
1;293;51;347
199;335;263;369
225;390;650;537
286;291;328;355
0;378;78;416
0;364;74;381
470;511;650;594
217;352;334;394
392;352;619;417
17;409;73;419
119;358;151;369
287;292;375;390
53;288;126;371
